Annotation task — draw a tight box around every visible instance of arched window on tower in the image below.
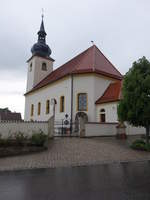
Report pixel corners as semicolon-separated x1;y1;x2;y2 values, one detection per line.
100;109;106;123
30;63;32;72
42;63;47;71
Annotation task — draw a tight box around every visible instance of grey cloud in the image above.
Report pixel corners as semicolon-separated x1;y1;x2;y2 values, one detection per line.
0;91;23;95
0;0;150;75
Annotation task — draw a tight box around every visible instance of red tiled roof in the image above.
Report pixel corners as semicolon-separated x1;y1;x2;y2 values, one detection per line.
0;108;22;121
95;81;122;104
25;45;123;95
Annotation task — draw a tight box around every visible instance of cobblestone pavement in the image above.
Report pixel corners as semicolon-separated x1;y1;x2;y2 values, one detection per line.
0;136;150;171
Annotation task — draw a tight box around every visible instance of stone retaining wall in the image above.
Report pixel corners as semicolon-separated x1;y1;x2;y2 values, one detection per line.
84;122;145;137
85;122;118;137
0;117;54;138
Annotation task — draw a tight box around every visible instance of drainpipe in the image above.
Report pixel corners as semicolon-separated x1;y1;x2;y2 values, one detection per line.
70;74;74;134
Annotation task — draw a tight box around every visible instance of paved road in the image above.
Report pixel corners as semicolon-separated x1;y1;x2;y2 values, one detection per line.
0;161;150;200
1;137;150;171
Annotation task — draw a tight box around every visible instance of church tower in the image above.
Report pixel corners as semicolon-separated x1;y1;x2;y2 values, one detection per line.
26;16;54;92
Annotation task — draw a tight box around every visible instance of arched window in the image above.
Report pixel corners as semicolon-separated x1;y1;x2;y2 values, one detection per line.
100;109;105;113
30;104;34;116
30;63;32;72
77;93;87;111
60;96;65;112
46;100;50;114
100;108;106;123
42;63;47;71
38;102;41;115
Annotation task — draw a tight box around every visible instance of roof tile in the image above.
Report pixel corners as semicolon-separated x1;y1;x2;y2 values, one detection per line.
26;45;123;95
95;81;122;104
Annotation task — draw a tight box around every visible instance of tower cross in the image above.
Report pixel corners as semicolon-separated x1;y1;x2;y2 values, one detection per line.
91;41;94;45
42;8;44;19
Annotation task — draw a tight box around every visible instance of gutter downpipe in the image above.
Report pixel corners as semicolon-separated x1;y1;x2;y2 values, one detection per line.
70;74;74;134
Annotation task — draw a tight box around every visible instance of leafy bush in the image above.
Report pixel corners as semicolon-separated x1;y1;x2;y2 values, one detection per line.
14;132;28;146
131;139;150;151
0;138;11;146
31;130;48;146
132;139;145;145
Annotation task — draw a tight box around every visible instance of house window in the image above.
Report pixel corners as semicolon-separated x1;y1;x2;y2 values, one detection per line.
30;104;34;116
60;96;65;112
38;102;41;115
100;109;106;123
30;63;32;72
46;100;50;114
42;63;47;71
77;93;87;111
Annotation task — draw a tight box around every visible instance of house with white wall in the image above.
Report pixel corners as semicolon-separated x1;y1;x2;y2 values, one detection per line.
24;17;123;123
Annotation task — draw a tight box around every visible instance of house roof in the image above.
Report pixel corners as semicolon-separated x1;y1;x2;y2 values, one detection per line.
95;81;122;104
0;108;22;121
25;45;123;95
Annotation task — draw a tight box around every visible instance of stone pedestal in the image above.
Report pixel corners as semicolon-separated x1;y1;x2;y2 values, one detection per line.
116;122;127;139
79;117;85;137
48;116;54;139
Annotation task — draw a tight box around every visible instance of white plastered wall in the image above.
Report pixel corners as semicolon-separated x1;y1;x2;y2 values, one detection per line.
26;56;53;92
25;73;119;122
72;74;115;122
93;74;116;121
24;76;71;121
72;74;95;122
96;102;118;123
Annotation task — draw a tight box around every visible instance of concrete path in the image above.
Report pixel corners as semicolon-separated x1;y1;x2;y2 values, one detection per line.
0;136;150;171
0;161;150;200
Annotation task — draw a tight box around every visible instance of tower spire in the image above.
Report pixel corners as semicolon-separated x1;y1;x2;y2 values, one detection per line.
31;14;52;57
42;8;44;20
39;9;45;34
37;14;46;43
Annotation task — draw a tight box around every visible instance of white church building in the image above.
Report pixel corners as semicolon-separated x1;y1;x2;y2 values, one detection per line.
24;18;123;123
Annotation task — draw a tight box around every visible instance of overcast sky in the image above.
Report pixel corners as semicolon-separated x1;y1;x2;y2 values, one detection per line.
0;0;150;118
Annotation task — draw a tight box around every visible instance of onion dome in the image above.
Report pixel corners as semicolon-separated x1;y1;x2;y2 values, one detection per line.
31;16;52;57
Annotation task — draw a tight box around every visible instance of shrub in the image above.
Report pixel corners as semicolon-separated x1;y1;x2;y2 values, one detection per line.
14;132;28;146
131;139;150;151
132;139;145;145
0;138;11;146
31;130;48;146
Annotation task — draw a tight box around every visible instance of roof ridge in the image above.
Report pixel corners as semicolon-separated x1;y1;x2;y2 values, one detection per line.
32;45;94;89
118;80;123;99
58;45;93;71
95;84;111;104
92;45;96;71
95;81;122;104
33;46;93;89
94;45;123;77
25;45;123;96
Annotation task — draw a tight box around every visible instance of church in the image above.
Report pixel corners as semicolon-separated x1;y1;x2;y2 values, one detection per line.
24;17;123;123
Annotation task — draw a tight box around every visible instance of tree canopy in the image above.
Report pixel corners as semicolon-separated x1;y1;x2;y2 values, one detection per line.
118;57;150;128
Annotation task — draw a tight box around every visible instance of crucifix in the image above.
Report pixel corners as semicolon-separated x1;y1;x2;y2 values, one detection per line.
42;8;44;19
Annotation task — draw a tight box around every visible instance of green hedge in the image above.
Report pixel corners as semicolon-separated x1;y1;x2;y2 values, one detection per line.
131;139;150;151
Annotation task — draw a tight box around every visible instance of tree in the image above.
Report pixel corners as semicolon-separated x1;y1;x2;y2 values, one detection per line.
118;57;150;144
